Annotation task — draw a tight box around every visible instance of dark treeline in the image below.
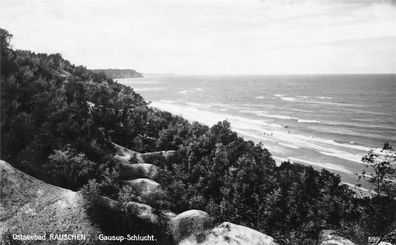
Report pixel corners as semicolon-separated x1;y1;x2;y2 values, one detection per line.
1;28;395;244
90;69;143;79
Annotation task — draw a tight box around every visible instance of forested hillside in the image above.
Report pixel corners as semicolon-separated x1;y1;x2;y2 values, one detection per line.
1;28;395;244
91;69;143;79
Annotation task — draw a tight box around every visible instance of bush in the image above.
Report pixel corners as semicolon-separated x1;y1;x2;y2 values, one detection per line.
46;145;97;190
118;185;170;210
82;181;174;245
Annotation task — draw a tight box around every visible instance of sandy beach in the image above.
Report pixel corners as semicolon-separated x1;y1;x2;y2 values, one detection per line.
150;100;376;191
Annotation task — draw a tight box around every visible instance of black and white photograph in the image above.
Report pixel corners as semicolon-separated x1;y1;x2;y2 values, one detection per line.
0;0;395;244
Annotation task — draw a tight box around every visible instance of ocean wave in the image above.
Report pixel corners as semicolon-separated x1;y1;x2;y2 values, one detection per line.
278;94;362;108
134;87;164;92
151;101;283;130
151;101;224;126
236;125;371;156
281;97;296;101
230;117;284;130
234;129;266;141
239;110;293;120
244;111;393;131
238;110;268;117
297;119;322;124
283;132;371;152
274;94;356;107
334;140;358;145
237;127;364;172
218;106;373;153
304;100;363;107
178;90;189;95
255;96;265;99
240;111;323;124
273;94;296;102
341;182;377;195
278;143;300;149
330;121;396;131
186;102;211;108
264;115;324;125
286;157;354;175
340;107;388;116
151;101;372;161
318;150;363;164
316;96;333;100
266;115;297;120
240;103;270;109
273;133;367;163
212;103;232;108
178;88;204;95
238;110;391;135
290;108;312;113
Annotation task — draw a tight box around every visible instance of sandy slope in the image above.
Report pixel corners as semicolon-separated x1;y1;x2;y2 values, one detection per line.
0;160;101;244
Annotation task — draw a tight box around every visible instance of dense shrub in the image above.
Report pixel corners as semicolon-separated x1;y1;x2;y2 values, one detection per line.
46;145;97;189
82;180;173;244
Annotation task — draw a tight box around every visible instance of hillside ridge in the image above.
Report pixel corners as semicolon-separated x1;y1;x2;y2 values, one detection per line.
91;68;143;78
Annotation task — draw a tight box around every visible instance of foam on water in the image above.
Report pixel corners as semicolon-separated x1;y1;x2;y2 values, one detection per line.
286;157;353;174
316;96;333;100
262;114;297;120
120;74;396;182
281;97;296;101
178;90;189;95
152;100;372;153
152;102;282;130
304;100;364;107
134;87;164;92
297;119;322;123
341;182;377;195
178;88;204;95
151;100;370;171
278;143;300;149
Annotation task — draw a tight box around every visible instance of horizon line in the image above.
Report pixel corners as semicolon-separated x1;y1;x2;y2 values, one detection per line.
138;72;396;76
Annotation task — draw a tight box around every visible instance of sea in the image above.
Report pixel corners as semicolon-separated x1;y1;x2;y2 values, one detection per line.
119;74;396;188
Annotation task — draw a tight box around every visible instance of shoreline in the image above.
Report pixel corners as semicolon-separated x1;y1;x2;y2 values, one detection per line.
149;100;378;194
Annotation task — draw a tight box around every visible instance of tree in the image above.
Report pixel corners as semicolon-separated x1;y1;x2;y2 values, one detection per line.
361;143;396;198
46;146;97;190
0;28;12;51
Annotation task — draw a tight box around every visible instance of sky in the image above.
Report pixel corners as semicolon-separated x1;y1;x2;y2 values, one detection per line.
1;0;395;74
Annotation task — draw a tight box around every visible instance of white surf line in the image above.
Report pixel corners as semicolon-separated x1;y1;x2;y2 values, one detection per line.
273;157;376;195
279;131;371;152
358;173;396;184
257;153;355;176
286;157;354;175
341;182;377;195
152;101;369;152
318;150;363;165
238;126;366;165
262;131;367;164
232;118;370;157
134;87;163;92
151;101;383;155
278;143;300;149
150;101;364;176
151;101;284;129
